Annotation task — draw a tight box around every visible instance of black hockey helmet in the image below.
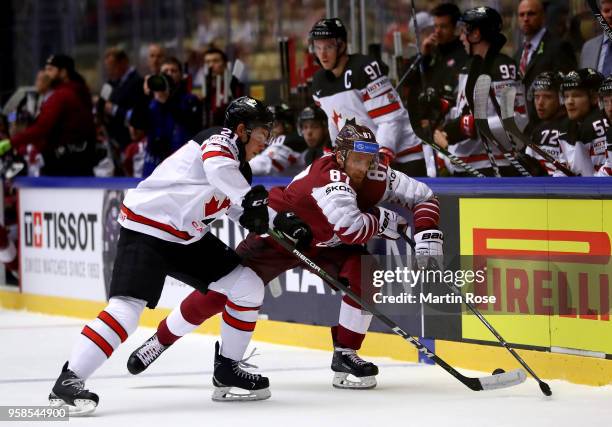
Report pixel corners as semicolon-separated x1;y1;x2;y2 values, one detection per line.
267;103;295;126
309;18;348;42
599;75;612;97
224;96;273;133
528;71;565;100
334;120;379;166
560;69;604;94
298;105;327;128
459;6;505;44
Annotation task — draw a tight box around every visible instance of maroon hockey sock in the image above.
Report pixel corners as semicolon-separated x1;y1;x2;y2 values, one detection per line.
157;318;179;346
157;290;227;346
333;325;366;350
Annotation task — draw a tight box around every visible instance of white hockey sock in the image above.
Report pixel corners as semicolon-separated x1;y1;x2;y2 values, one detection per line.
338;301;373;335
219;267;264;361
68;296;145;379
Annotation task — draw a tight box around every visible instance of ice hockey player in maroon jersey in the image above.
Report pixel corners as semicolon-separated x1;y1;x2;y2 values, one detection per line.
525;71;569;175
558;69;609;176
47;96;276;415
309;18;429;176
127;121;442;396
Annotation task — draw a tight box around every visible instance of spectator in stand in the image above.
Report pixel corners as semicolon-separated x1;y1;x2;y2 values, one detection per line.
200;46;245;128
147;43;166;75
580;0;612;74
142;57;202;176
100;48;147;151
515;0;576;124
122;107;148;178
0;54;97;176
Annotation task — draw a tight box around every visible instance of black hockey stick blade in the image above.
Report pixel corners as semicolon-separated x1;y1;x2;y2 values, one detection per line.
498;86;576;177
587;0;612;42
268;228;527;392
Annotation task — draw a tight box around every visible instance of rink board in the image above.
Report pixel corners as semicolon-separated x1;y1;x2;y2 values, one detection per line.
3;176;612;386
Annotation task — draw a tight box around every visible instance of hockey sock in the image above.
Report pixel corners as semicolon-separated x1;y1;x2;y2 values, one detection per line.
68;296;145;379
157;290;227;346
335;299;373;350
219;267;264;361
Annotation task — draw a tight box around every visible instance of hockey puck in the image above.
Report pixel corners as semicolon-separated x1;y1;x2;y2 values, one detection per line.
492;368;505;375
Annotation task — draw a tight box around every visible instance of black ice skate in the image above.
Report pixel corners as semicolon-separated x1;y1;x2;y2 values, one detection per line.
127;333;169;375
212;341;271;401
48;362;99;416
331;346;379;389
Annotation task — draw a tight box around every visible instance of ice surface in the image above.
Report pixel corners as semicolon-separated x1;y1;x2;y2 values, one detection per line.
1;309;611;427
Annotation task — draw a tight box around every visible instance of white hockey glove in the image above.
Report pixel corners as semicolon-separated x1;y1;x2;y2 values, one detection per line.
414;229;444;269
376;207;407;240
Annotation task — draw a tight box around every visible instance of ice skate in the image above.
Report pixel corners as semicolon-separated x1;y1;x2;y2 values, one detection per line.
212;342;270;401
331;347;379;389
127;333;169;375
48;362;99;416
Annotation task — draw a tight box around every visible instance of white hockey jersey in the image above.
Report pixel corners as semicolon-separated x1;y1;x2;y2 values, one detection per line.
118;128;251;244
311;54;423;163
249;133;307;176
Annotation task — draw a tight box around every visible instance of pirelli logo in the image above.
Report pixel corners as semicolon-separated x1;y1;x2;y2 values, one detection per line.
470;228;611;321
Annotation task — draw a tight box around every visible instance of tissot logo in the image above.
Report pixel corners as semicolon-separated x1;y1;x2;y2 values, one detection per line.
23;211;98;251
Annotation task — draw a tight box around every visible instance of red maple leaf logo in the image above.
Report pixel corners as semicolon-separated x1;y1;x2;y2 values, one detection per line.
332;110;342;130
204;196;230;218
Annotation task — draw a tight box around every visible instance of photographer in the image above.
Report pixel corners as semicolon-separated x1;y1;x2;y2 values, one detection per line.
142;57;202;176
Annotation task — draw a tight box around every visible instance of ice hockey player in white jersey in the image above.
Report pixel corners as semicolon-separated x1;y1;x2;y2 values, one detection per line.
47;96;274;416
309;18;429;176
558;69;608;176
596;75;612;176
433;6;528;176
526;71;570;175
249;103;308;176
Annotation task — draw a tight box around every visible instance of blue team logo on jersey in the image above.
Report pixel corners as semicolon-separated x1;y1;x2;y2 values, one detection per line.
353;141;378;154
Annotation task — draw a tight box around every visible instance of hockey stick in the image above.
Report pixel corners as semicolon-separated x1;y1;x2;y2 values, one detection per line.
268;228;527;392
497;85;576;177
473;75;532;177
586;0;612;42
417;134;486;177
401;236;552;396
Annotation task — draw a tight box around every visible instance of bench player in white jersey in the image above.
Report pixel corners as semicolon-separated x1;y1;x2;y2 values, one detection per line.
433;6;528;176
126;121;442;395
47;96;275;415
526;71;570;175
249;104;308;176
558;69;609;176
309;18;430;176
596;76;612;176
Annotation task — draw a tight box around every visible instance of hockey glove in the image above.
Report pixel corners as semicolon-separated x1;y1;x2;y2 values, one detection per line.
459;115;475;138
418;88;451;124
414;229;444;269
273;211;313;249
239;185;269;235
376;207;407;240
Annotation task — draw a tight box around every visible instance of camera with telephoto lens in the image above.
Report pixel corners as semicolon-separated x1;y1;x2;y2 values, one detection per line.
146;73;175;93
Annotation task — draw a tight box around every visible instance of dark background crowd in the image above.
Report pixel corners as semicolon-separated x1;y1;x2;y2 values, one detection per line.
0;0;610;178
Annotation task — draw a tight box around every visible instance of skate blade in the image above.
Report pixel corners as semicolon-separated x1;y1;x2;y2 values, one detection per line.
332;372;377;389
49;395;97;416
212;386;271;402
